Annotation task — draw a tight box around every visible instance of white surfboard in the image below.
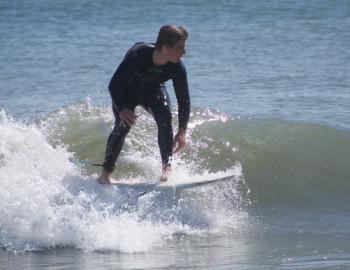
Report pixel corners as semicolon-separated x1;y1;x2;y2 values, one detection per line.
107;175;234;191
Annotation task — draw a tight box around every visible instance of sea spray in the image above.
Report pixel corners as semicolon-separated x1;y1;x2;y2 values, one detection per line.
0;109;247;253
0;111;173;252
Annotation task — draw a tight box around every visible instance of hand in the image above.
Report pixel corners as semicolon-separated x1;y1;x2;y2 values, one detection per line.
173;128;187;154
119;108;137;127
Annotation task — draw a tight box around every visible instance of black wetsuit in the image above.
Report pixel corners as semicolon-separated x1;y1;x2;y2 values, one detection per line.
102;42;190;172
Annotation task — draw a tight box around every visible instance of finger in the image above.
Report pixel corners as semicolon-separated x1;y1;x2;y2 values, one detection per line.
125;112;137;124
173;142;184;154
173;145;181;154
120;117;130;127
120;113;135;127
129;115;137;124
177;141;187;153
173;144;184;154
123;116;133;126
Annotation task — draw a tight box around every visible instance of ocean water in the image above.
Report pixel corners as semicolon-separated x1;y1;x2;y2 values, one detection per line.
1;0;350;269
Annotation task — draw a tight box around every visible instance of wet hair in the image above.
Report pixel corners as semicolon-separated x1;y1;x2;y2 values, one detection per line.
155;25;188;50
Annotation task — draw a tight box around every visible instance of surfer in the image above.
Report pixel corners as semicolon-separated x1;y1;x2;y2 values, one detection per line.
98;25;190;184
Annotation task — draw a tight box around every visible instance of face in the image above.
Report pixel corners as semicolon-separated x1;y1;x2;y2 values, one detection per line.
165;40;186;63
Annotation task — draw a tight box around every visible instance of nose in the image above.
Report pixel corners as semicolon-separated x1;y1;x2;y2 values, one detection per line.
181;48;186;56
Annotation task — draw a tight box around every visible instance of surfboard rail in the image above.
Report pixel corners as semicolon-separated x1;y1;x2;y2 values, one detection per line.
105;175;235;190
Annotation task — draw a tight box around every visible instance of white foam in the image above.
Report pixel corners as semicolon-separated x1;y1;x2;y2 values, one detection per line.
0;110;247;253
0;111;176;252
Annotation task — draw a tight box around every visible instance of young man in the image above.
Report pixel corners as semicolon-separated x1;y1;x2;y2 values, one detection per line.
98;25;190;184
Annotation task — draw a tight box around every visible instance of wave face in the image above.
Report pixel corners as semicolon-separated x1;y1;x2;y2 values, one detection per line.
40;100;350;208
1;101;349;252
190;114;350;209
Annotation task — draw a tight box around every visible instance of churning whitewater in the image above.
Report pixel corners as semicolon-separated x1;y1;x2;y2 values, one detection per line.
0;107;246;253
1;100;350;253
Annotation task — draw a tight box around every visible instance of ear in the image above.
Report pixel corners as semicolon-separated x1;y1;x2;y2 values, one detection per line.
162;44;172;53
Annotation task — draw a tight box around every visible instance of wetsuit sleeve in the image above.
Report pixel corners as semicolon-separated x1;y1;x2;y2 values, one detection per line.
108;53;137;111
172;62;191;130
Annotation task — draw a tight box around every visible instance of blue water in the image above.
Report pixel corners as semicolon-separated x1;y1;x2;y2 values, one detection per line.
1;0;349;128
1;0;350;269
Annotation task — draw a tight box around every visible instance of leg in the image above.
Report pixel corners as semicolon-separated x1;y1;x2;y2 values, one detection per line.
102;104;134;173
143;85;173;169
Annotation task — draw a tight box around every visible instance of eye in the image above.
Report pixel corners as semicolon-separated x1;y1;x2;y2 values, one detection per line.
176;45;184;51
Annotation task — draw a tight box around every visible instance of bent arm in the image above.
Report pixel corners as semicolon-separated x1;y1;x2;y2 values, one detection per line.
173;63;191;130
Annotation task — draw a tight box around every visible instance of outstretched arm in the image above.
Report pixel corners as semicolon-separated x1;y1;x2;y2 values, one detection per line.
173;62;191;153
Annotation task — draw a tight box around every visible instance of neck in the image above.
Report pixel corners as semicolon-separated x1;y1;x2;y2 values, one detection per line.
152;49;168;66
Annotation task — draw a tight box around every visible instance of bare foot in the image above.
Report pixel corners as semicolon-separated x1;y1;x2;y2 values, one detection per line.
160;165;171;182
97;171;111;184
